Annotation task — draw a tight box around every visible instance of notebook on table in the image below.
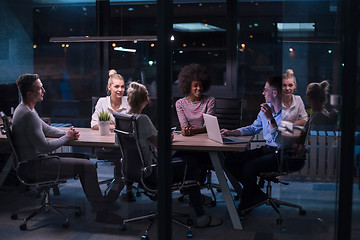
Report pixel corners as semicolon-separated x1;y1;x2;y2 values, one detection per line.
203;113;248;144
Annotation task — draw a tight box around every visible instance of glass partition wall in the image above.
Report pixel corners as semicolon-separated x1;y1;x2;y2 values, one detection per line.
351;3;360;239
0;0;358;239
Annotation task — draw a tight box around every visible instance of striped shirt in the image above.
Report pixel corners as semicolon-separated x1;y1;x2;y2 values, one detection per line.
175;96;215;128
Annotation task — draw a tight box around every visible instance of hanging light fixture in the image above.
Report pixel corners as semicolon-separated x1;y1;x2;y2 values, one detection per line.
49;35;157;43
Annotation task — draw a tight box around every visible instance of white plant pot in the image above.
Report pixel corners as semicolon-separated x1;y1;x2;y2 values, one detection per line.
99;121;110;136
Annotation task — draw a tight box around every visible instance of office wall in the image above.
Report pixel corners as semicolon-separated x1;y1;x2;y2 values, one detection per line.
0;0;34;84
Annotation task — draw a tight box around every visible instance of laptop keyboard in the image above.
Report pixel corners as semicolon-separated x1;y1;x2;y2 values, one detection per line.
222;137;234;143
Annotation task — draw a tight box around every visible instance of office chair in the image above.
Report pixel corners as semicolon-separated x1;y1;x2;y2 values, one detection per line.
114;112;199;239
0;111;81;231
215;98;242;130
239;148;307;225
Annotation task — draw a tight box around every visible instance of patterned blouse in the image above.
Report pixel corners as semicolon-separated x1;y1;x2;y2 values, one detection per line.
175;96;215;128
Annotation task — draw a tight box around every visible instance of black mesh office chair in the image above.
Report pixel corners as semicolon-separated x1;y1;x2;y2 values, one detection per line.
0;111;81;231
239;145;307;225
215;98;242;130
114;112;199;239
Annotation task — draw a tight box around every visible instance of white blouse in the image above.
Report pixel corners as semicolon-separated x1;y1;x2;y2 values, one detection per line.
282;95;308;123
91;96;129;128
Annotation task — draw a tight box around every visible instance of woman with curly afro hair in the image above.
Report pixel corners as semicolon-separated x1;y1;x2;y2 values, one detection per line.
176;63;215;136
174;64;216;205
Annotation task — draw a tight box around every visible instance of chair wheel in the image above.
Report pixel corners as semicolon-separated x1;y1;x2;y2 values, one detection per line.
20;223;27;231
119;224;127;231
141;235;149;240
11;213;18;220
299;209;306;216
186;230;193;238
62;222;69;228
276;218;283;225
75;209;81;217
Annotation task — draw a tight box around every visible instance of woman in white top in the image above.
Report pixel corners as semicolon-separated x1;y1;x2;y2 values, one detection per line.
91;69;130;130
282;69;308;126
90;70;134;202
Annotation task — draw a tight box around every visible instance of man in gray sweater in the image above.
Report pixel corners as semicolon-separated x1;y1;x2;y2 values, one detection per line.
12;73;123;224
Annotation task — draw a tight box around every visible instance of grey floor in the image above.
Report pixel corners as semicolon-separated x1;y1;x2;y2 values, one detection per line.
0;160;359;240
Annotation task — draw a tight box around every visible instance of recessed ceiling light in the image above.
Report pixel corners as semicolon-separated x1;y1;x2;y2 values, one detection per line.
173;23;225;32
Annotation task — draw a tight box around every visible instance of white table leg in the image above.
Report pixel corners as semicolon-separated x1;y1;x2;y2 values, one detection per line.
209;152;242;230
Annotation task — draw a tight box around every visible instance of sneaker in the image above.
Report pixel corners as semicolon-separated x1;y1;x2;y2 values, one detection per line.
238;190;267;215
194;215;222;228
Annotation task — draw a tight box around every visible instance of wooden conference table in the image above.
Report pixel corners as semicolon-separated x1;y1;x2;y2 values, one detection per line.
0;127;252;230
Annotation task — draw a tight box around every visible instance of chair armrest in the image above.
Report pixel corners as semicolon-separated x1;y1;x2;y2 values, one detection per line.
142;159;190;191
170;159;189;190
49;152;90;160
18;155;63;184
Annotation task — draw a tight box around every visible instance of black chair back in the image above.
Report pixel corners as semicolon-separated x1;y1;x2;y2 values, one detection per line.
113;112;152;191
279;152;306;173
1;111;20;171
114;112;199;196
215;98;242;129
1;111;36;183
91;96;100;114
279;118;314;173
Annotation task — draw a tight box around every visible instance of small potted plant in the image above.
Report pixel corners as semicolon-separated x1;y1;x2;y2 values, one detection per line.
98;111;111;136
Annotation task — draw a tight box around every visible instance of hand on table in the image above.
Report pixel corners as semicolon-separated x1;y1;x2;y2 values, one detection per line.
181;126;193;136
66;126;80;140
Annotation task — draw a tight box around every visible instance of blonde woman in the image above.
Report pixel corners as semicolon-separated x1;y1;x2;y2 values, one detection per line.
91;70;134;202
126;82;222;228
305;80;338;130
282;69;308;126
91;69;129;130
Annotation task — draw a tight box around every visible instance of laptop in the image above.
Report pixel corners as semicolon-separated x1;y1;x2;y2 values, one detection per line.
203;113;248;144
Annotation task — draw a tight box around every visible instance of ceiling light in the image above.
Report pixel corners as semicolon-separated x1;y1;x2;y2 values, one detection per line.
173;23;225;32
114;47;136;53
50;36;157;43
277;23;315;32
